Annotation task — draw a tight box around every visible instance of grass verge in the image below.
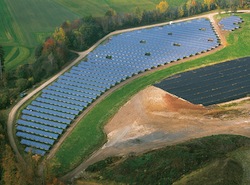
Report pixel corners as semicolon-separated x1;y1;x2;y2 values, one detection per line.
52;13;250;175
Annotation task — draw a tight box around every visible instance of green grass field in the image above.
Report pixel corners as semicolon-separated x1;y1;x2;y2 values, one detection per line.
55;0;199;17
1;0;206;71
52;13;250;175
0;0;80;71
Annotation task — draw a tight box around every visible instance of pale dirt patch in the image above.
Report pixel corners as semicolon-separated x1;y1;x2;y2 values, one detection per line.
103;86;250;153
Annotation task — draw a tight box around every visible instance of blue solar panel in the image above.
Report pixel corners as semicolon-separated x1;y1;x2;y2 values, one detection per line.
63;73;111;89
25;147;46;156
21;139;51;151
47;86;98;99
31;101;79;115
58;77;106;92
17;132;55;145
41;93;88;107
21;115;67;128
17;119;63;134
53;82;101;96
36;97;83;111
43;88;93;103
219;15;243;31
27;105;75;120
22;109;71;124
17;126;59;139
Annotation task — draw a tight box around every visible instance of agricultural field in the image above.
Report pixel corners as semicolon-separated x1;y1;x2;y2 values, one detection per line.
1;0;206;71
54;0;202;17
155;57;250;106
0;0;79;71
52;13;250;175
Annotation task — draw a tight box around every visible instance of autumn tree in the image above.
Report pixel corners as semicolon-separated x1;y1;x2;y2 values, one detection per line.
178;6;185;17
2;145;26;185
53;27;67;44
156;0;169;13
186;0;197;16
204;0;215;10
42;38;55;55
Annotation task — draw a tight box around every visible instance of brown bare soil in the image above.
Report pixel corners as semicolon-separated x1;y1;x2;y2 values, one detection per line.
105;86;250;148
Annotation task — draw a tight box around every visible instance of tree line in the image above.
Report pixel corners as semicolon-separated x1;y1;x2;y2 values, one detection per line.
0;0;249;184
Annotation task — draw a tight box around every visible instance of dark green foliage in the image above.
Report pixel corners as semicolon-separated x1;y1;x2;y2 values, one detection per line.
173;43;181;46
86;135;250;185
34;44;43;59
175;158;243;185
106;55;112;59
0;45;4;73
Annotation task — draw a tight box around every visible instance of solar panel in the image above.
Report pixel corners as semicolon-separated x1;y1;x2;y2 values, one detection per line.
43;88;93;103
56;79;103;95
59;75;107;90
17;119;63;134
31;101;79;115
21;139;51;151
25;147;46;156
219;15;243;31
41;93;88;107
27;105;75;119
17;125;59;139
36;97;83;111
17;132;55;145
22;109;71;124
47;86;98;99
21;115;67;128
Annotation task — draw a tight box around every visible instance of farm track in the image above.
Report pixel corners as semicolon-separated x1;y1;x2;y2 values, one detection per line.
7;10;250;180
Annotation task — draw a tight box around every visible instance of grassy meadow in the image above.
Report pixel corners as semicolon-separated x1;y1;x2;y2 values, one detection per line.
52;13;250;175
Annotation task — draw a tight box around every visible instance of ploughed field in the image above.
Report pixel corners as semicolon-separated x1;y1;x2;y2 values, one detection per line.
155;57;250;106
16;18;220;156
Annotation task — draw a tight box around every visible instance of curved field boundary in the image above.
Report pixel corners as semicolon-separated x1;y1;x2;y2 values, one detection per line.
5;47;30;70
4;46;18;63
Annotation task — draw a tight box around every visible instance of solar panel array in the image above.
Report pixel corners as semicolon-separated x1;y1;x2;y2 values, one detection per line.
219;15;243;31
155;57;250;106
16;18;220;156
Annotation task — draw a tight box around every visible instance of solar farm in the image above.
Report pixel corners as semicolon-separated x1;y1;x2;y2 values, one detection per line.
219;15;243;31
16;18;225;156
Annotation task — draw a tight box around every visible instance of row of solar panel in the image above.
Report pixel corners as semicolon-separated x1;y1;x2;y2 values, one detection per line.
219;15;243;31
155;56;249;106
